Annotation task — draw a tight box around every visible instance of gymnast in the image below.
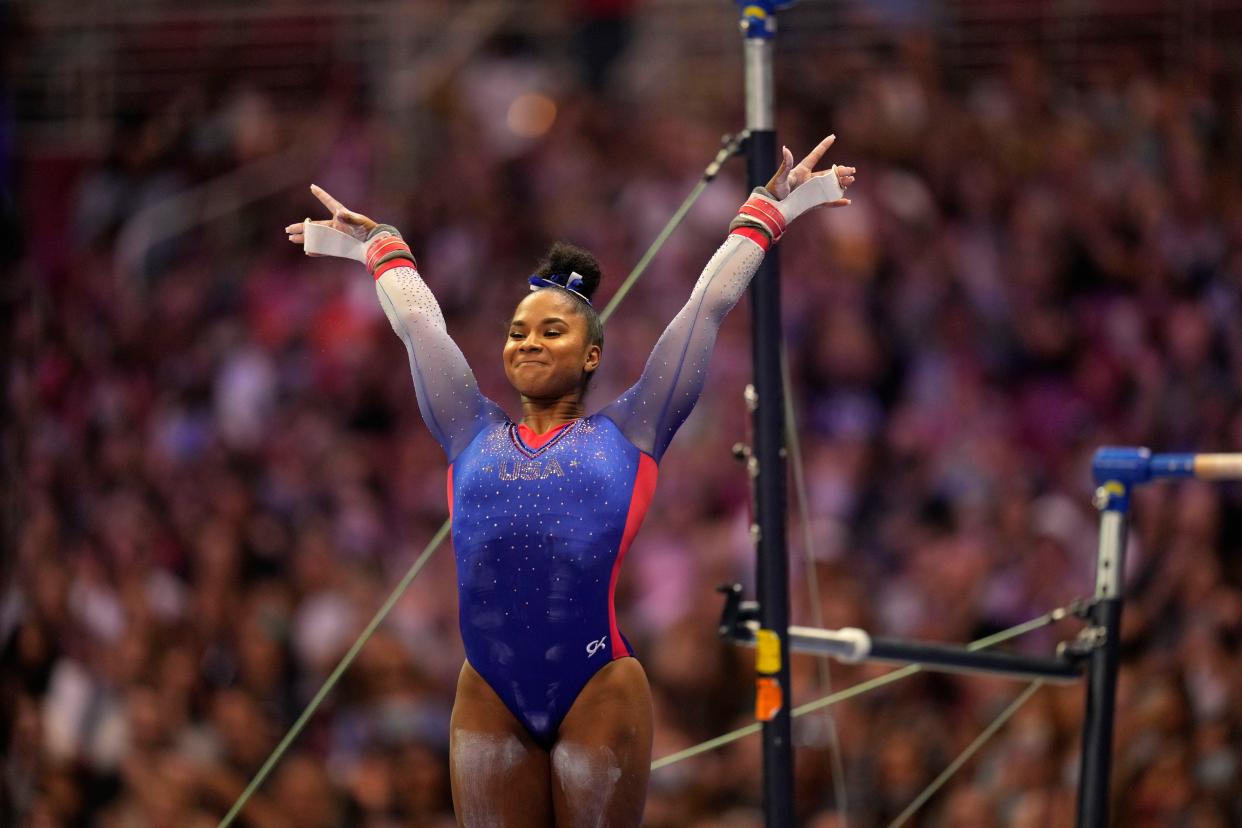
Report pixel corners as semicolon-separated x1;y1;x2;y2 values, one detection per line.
286;135;854;827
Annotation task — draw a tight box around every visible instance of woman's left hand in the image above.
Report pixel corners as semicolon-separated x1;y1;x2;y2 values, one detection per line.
766;134;855;205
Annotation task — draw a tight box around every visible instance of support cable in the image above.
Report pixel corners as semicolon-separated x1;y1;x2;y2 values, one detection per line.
781;344;850;824
885;681;1045;828
598;132;747;321
218;521;449;827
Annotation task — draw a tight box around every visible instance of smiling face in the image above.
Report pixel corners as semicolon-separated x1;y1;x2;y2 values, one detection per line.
504;289;601;401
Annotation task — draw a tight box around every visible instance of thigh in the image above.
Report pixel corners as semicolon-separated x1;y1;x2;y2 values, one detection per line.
551;658;653;828
450;661;551;828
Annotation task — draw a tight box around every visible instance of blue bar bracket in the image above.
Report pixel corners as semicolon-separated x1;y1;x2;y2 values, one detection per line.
1092;446;1200;512
735;1;798;39
1093;446;1198;486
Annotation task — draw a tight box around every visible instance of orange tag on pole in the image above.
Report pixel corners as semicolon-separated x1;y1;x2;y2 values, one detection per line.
755;677;783;721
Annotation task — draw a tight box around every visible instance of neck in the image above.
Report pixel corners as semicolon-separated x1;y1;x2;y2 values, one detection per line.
519;394;585;434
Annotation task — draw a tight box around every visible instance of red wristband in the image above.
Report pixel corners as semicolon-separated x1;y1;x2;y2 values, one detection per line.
730;226;772;251
372;258;416;281
738;196;787;241
366;237;411;272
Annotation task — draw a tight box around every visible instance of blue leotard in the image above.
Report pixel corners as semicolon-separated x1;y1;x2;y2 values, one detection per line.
374;234;766;745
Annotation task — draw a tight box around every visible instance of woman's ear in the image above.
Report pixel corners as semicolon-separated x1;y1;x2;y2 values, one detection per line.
583;344;601;373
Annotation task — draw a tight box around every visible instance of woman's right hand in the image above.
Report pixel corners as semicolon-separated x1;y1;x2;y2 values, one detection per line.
730;134;856;246
285;184;378;253
765;134;855;205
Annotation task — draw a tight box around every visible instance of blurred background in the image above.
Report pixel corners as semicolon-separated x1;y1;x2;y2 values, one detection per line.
4;0;1242;826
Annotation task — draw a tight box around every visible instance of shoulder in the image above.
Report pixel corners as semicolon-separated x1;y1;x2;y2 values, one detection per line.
585;412;621;435
585;413;657;462
450;417;513;462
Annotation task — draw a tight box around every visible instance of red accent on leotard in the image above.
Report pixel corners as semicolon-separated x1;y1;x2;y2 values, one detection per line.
515;420;576;451
446;464;454;518
609;453;658;659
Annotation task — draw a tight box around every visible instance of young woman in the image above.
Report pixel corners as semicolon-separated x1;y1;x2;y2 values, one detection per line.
286;136;854;827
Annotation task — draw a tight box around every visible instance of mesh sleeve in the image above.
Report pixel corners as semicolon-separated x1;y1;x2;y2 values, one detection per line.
374;265;507;461
600;234;765;460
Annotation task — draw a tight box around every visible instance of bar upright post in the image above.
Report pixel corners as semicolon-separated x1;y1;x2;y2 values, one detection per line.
736;3;796;826
1075;462;1131;827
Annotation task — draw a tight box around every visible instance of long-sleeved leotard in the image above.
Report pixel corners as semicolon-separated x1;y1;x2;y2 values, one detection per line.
376;233;766;745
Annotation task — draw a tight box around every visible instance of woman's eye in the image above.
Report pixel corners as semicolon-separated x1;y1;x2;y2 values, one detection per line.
545;330;562;337
509;331;523;339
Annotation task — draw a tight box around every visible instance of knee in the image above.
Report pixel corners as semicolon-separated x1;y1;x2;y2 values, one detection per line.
552;742;624;800
552;741;647;827
451;729;528;779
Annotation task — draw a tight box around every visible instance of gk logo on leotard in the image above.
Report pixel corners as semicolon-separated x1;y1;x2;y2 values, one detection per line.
585;635;608;658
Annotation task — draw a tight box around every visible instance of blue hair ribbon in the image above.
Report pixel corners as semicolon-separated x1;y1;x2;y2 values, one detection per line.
528;271;591;305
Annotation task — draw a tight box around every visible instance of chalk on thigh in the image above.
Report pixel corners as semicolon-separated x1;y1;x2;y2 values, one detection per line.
451;728;548;828
552;741;625;828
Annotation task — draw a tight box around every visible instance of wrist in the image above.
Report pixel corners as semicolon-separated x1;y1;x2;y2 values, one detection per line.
367;223;403;241
729;225;773;251
730;189;787;247
366;233;416;280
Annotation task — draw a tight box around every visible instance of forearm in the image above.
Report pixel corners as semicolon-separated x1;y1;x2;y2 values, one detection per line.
691;230;767;317
364;224;453;341
375;264;450;340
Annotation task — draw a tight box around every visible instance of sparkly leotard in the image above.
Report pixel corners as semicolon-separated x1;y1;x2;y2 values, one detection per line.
375;234;765;745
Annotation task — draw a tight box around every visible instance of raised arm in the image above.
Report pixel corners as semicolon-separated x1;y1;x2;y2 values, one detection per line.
600;136;855;461
287;186;505;461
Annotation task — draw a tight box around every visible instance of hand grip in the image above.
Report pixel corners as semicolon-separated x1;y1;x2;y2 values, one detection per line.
303;221;366;263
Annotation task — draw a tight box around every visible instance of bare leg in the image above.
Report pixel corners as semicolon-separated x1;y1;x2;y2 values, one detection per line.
450;661;552;828
551;658;653;828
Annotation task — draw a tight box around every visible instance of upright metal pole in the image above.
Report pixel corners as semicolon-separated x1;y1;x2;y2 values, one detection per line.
1072;447;1242;826
736;3;795;826
1075;457;1131;827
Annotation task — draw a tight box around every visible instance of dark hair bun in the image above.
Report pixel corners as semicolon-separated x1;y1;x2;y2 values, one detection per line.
535;242;602;302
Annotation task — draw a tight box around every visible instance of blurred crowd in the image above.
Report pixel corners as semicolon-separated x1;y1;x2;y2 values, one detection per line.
5;2;1242;826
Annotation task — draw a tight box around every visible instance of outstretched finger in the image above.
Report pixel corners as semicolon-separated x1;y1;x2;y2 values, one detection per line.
288;233;305;244
799;134;836;171
310;183;344;216
285;222;305;235
773;148;790;180
766;146;794;198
